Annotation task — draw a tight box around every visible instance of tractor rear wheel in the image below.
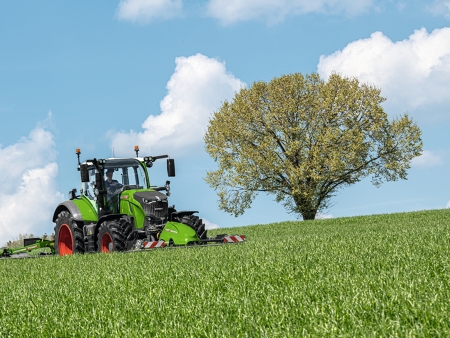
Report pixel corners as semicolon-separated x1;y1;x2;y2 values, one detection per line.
97;218;131;253
180;215;207;240
54;210;85;256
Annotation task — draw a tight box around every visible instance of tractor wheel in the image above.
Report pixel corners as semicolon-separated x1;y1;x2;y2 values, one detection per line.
97;218;131;253
54;210;85;256
180;215;207;240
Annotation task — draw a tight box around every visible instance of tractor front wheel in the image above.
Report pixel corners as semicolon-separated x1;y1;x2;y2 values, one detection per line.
97;218;131;253
180;215;207;240
54;210;85;256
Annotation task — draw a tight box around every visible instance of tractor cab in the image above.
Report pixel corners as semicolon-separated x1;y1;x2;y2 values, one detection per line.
82;158;149;213
77;149;175;219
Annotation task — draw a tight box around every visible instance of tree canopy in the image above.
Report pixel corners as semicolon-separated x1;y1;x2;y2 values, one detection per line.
204;73;422;220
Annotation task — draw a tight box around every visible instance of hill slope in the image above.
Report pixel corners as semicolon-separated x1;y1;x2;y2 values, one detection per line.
1;209;449;337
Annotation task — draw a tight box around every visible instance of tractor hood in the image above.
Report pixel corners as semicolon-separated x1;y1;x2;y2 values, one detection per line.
134;191;168;202
133;191;168;218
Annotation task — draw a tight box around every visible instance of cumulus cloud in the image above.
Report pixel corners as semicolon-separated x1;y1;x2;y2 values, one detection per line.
205;0;376;25
411;150;443;168
111;53;245;156
317;27;450;120
116;0;183;23
446;200;450;208
203;218;220;230
0;121;64;245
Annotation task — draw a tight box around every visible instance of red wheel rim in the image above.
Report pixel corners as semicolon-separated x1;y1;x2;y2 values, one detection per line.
58;224;73;256
101;233;113;253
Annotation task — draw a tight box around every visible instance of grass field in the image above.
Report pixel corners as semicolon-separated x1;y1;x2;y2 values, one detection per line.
1;209;449;337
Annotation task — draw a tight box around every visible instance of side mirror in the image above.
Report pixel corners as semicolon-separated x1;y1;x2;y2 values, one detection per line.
167;159;175;177
80;164;89;182
69;189;77;200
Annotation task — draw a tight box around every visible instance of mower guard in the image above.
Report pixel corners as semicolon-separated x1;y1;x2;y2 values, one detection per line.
139;234;246;250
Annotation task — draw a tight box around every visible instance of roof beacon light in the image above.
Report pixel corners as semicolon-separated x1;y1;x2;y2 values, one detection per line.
135;145;139;157
76;148;81;165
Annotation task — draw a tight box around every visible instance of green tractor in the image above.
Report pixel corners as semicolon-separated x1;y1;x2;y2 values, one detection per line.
52;147;245;256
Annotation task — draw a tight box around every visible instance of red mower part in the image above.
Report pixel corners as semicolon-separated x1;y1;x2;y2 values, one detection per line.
143;240;166;249
58;223;74;255
101;232;113;253
223;235;246;243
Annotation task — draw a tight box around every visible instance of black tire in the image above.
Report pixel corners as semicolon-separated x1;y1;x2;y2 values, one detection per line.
180;215;207;240
54;210;85;256
97;218;131;253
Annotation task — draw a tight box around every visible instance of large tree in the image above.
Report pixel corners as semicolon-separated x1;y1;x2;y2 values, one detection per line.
204;73;422;220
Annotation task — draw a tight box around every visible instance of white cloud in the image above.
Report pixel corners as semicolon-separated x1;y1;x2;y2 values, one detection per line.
111;53;245;156
317;27;450;120
0;122;64;245
446;200;450;208
316;212;333;219
411;150;443;168
429;0;450;19
203;218;220;230
205;0;376;25
116;0;183;23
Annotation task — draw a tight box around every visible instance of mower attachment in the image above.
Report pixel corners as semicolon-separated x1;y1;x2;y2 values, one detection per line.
200;234;246;244
0;239;55;259
135;235;246;250
143;240;166;249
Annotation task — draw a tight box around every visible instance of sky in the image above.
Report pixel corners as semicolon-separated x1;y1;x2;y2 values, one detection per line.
0;0;449;244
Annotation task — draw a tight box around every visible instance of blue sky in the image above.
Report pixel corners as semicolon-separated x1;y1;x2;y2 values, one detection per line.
0;0;449;244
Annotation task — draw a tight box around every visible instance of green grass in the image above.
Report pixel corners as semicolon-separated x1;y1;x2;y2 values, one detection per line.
1;209;450;337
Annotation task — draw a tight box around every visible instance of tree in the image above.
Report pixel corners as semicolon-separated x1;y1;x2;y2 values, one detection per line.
204;73;422;220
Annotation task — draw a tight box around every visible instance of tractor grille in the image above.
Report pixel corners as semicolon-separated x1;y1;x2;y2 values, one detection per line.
134;191;168;218
142;200;168;218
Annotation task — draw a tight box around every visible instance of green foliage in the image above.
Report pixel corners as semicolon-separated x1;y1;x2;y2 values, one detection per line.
1;209;450;336
204;73;423;220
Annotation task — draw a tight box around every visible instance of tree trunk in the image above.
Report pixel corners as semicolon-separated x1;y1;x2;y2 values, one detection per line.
301;210;316;220
293;195;317;220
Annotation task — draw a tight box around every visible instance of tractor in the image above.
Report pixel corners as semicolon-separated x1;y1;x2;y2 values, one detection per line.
51;147;245;256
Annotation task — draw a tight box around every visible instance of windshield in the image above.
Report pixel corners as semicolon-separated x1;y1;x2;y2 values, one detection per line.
82;158;148;201
103;159;148;188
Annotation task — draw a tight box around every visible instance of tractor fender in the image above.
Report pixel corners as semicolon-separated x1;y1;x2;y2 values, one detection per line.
52;201;82;222
53;198;98;223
